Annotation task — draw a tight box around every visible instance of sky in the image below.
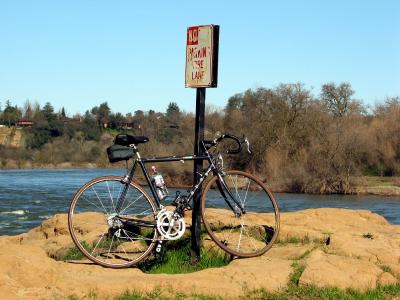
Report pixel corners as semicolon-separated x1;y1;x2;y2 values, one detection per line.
0;1;399;116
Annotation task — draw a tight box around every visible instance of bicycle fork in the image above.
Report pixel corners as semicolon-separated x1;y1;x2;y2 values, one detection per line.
215;172;245;216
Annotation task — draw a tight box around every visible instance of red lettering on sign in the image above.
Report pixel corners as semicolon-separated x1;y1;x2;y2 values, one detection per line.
194;60;204;69
192;70;205;80
187;27;199;45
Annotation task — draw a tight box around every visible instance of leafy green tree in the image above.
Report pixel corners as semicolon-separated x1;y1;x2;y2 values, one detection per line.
82;110;101;141
60;107;66;118
109;112;126;129
2;100;22;126
96;102;111;128
166;102;181;121
41;102;56;122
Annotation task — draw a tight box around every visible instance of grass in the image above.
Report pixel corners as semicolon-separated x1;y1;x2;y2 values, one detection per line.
381;265;392;273
61;239;125;261
276;234;329;246
289;261;305;286
362;233;374;239
242;284;400;300
115;288;221;300
64;238;400;299
67;284;400;300
138;238;231;274
62;241;88;260
361;176;400;188
60;237;231;274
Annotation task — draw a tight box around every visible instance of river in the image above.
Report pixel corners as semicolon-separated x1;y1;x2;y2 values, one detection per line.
0;169;399;235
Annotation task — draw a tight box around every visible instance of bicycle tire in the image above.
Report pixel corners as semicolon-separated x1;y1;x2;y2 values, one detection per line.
201;170;280;257
68;176;158;268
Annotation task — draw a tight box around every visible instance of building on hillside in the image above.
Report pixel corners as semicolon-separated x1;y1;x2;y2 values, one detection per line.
17;119;34;127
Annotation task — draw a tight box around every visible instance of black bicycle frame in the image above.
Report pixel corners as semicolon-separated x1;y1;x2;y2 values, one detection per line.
115;147;244;214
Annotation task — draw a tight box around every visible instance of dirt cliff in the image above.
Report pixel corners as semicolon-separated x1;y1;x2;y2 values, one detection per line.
0;208;399;299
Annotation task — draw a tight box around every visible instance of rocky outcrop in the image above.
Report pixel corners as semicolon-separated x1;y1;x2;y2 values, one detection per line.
0;208;399;299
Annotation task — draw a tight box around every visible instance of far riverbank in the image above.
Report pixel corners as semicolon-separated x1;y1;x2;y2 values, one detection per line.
1;161;400;196
1;169;400;236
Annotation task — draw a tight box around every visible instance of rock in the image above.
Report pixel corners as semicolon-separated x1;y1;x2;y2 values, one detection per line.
267;244;315;260
0;208;399;299
378;272;398;286
299;249;384;290
387;264;400;280
329;232;400;265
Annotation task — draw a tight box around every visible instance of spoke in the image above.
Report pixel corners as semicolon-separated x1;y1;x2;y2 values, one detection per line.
237;220;244;252
91;187;110;215
120;208;153;217
119;193;145;215
242;223;261;252
240;213;259;252
244;218;273;243
106;181;116;213
91;233;106;256
106;233;115;262
80;194;108;215
123;228;154;241
116;235;130;261
229;175;243;208
242;178;251;207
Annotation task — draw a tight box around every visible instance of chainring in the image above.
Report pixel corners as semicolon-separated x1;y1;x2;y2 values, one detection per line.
156;209;186;240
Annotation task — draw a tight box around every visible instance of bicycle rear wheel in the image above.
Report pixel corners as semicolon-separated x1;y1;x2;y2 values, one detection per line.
68;176;158;268
201;170;280;257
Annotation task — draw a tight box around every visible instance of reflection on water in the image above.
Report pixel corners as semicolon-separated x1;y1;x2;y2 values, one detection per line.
0;169;399;235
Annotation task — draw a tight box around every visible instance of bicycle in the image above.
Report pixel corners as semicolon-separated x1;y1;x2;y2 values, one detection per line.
68;133;280;268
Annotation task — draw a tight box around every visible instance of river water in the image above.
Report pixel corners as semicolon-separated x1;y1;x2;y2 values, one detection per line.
0;169;399;235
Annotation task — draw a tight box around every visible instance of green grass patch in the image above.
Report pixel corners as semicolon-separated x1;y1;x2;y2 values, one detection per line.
362;232;374;239
362;176;400;187
63;245;85;260
381;265;392;273
275;234;320;246
139;238;231;274
68;284;400;300
276;236;303;245
60;237;231;274
115;288;221;300
289;261;305;286
242;284;400;300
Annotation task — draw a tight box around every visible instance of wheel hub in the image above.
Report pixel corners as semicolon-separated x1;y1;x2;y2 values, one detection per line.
107;214;123;229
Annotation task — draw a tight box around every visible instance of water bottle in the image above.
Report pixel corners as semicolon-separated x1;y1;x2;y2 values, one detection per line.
151;166;169;200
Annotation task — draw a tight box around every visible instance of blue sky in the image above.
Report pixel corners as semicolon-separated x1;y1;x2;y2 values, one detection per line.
1;1;399;115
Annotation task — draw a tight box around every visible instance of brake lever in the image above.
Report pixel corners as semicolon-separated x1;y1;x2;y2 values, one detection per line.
244;137;252;154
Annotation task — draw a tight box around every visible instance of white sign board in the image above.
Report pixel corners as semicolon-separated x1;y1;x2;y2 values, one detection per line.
185;25;218;88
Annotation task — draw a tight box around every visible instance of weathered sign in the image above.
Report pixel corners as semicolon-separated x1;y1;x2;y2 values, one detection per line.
185;25;219;88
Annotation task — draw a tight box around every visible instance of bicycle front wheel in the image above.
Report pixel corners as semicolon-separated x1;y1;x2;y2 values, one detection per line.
68;176;158;268
201;170;280;257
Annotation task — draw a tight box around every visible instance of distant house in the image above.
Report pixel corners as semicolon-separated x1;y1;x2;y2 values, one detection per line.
120;122;134;130
17;119;34;127
60;117;82;124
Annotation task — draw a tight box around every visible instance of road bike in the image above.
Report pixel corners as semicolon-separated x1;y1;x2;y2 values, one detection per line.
68;133;280;268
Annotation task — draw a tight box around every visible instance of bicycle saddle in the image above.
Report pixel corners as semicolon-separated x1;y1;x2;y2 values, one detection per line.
114;134;149;146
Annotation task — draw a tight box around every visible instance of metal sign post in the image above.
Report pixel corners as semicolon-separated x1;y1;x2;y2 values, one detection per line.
185;25;219;263
191;87;205;263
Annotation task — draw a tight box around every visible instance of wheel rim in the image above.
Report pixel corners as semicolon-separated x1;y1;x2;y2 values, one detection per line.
202;171;280;257
68;177;157;268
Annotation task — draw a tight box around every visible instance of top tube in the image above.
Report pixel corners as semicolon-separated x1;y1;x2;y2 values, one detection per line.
141;155;210;163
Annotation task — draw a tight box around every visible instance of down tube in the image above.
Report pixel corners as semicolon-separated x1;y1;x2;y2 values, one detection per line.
138;160;161;207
